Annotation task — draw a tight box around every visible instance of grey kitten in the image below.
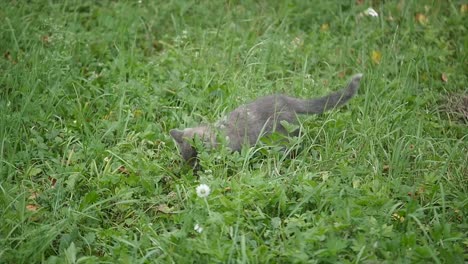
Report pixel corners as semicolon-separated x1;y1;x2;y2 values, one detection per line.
170;74;363;165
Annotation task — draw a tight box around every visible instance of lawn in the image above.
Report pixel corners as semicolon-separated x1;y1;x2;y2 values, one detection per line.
1;0;467;263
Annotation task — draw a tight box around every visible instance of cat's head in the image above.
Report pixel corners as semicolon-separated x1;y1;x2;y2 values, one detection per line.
169;126;216;166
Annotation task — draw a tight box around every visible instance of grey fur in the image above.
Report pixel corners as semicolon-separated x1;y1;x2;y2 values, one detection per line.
170;74;363;165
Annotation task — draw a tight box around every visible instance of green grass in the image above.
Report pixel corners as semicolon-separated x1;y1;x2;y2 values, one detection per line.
1;0;467;263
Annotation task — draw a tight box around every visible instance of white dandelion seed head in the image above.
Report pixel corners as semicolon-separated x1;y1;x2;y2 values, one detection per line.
196;184;211;198
364;7;379;17
194;223;203;233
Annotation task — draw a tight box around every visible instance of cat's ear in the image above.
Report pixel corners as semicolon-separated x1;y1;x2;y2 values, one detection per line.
170;129;184;143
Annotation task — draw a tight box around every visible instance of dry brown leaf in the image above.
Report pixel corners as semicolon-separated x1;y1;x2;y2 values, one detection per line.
118;166;129;175
461;4;468;14
320;23;329;32
371;50;382;64
155;204;173;214
383;164;390;173
49;177;57;188
441;73;448;83
41;35;51;44
28;191;39;200
152;40;162;50
415;13;428;25
4;51;12;61
355;0;365;5
26;204;39;212
3;51;17;64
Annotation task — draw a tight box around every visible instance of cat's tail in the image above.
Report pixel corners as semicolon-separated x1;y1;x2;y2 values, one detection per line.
288;73;363;114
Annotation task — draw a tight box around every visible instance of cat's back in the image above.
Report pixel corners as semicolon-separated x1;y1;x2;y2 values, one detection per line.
243;94;289;112
226;94;290;122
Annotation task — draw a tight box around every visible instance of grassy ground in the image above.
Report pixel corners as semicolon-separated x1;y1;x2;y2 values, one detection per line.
1;0;467;263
